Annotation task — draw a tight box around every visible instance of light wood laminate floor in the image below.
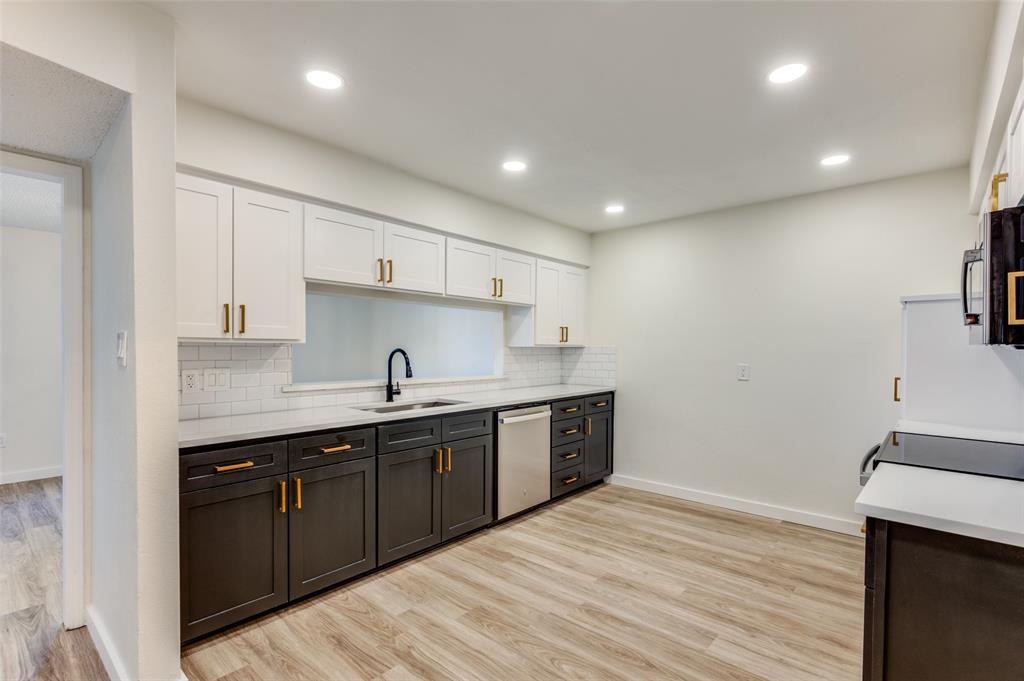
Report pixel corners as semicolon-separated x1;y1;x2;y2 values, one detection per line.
0;478;107;681
183;484;864;681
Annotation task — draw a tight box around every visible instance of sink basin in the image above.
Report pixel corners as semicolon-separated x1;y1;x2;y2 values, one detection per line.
357;399;466;414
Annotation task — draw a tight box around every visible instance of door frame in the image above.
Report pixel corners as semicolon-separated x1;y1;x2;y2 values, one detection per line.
1;150;86;629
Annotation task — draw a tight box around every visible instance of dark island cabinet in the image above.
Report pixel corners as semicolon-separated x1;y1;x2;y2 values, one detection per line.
180;475;288;642
377;445;444;565
583;411;612;483
441;435;493;541
288;458;376;599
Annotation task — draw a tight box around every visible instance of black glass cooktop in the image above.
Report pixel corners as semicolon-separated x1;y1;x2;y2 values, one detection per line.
876;431;1024;482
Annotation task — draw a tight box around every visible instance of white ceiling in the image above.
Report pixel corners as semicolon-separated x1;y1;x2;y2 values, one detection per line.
0;43;127;162
158;1;995;232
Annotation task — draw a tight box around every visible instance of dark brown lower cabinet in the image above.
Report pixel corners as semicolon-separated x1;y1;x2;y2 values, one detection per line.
377;445;443;565
288;458;376;599
180;476;288;642
583;412;612;483
863;518;1024;681
441;435;493;541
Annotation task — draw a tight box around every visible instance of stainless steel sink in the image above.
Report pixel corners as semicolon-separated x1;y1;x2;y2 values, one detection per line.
357;399;465;414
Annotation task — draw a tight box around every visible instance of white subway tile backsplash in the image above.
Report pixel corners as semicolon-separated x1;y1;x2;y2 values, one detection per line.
261;397;290;412
260;372;288;386
178;345;198;361
231;346;262;360
179;405;198;420
199;403;231;418
230;400;262;415
199;345;232;361
231;373;259;388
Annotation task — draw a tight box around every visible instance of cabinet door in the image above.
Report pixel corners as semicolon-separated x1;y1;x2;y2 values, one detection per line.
446;237;496;300
495;249;535;305
304;204;384;287
583;412;612;482
377;445;443;565
1009;88;1024;209
441;435;493;541
180;476;288;642
534;259;563;345
176;175;233;339
233;188;305;341
383;223;446;294
560;264;587;346
289;458;376;599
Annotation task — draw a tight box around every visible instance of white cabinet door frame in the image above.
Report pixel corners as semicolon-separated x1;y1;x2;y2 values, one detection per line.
446;237;497;300
176;174;233;339
495;249;535;305
560;264;587;346
304;204;385;287
383;223;446;295
534;259;563;345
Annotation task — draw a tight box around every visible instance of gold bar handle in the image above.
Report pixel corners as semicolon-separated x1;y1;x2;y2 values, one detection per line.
593;401;608;408
992;172;1009;212
561;452;579;460
565;326;569;343
446;447;452;472
1009;271;1024;325
377;258;385;283
561;427;579;435
561;475;579;486
893;376;901;403
279;480;287;514
491;277;497;297
214;460;254;473
386;259;394;284
295;478;302;510
585;417;592;436
562;406;579;413
498;278;504;298
239;304;246;334
320;443;353;454
435;448;443;474
223;303;230;334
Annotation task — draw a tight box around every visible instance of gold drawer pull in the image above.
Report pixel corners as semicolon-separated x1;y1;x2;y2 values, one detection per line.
295;478;302;510
386;259;394;284
893;376;901;403
561;427;579;435
585;417;592;436
279;480;287;514
562;406;579;413
561;452;579;460
377;258;385;283
446;447;452;472
593;401;608;408
223;303;230;334
498;278;504;298
491;277;497;297
214;460;254;473
435;448;443;474
1010;272;1024;325
321;443;353;454
239;304;246;334
562;475;579;485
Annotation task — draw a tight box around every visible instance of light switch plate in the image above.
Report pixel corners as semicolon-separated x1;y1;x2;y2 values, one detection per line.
203;367;230;391
736;363;751;381
181;369;202;394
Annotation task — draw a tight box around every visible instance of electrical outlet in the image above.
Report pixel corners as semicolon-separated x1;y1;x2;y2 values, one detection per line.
736;363;751;381
181;369;202;394
203;367;231;392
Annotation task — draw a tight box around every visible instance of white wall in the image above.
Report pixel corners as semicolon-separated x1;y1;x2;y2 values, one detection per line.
0;226;62;483
176;98;591;266
2;3;180;680
590;167;976;533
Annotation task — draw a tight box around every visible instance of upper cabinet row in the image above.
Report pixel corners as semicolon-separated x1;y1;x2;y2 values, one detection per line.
177;176;586;346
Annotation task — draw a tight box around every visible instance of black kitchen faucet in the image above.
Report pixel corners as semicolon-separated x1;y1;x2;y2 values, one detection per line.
386;348;413;402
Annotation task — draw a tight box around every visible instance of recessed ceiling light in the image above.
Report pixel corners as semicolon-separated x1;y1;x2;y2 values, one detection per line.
768;63;808;84
305;70;344;90
502;160;527;172
605;204;625;214
820;153;851;167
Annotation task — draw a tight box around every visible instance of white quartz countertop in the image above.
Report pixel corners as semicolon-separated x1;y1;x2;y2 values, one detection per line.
179;383;612;448
855;462;1024;549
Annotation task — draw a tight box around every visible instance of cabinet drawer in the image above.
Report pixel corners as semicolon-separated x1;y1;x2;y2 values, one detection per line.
552;417;585;446
289;427;375;471
551;464;586;498
378;418;443;454
180;442;287;493
551;441;584;472
551;398;585;421
441;411;493;442
584;394;613;415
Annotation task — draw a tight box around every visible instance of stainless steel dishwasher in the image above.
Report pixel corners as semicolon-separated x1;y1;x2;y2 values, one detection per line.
497;404;551;519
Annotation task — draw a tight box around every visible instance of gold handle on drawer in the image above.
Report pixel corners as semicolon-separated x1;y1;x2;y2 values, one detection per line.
491;277;497;297
562;452;579;460
585;417;592;436
321;443;353;454
1009;271;1024;325
562;406;579;413
386;259;394;284
223;303;230;334
561;326;567;343
295;478;302;510
498;278;504;298
279;480;287;514
239;304;246;334
446;447;452;472
562;475;579;485
214;460;254;473
593;401;608;408
377;258;385;283
893;376;901;403
561;427;579;435
435;448;443;474
992;172;1009;212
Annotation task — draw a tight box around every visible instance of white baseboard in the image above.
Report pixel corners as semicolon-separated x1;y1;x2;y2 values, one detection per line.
0;465;62;485
86;605;131;681
608;474;863;536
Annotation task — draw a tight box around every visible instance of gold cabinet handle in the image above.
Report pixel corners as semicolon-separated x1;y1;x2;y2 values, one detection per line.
1009;272;1024;325
498;278;504;298
320;443;353;454
435;448;443;474
561;452;579;460
223;303;230;334
585;417;592;436
239;304;246;334
377;258;385;283
561;406;578;413
561;427;579;435
279;480;287;514
295;478;302;510
561;475;579;486
593;401;608;408
491;277;497;297
446;447;452;472
386;259;394;284
214;460;254;473
565;326;569;343
893;376;901;403
992;172;1009;212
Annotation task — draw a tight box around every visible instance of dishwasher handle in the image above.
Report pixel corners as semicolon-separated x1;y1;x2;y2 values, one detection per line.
499;412;551;425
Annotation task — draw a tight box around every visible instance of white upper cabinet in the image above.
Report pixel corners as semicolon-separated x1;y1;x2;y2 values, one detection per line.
559;264;587;346
233;188;305;341
533;259;563;345
304;205;384;287
176;174;232;340
509;259;586;347
383;223;446;294
495;249;536;305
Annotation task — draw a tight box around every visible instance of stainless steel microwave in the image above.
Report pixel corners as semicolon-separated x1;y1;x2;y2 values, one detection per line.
962;206;1024;347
